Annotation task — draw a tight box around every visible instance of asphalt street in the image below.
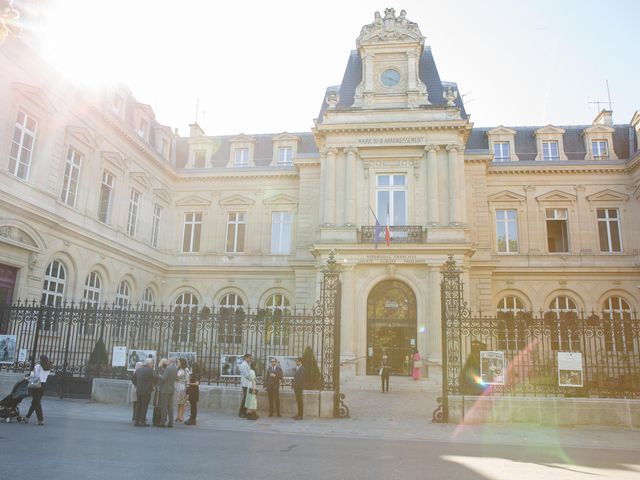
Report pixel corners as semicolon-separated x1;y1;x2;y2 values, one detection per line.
0;400;639;480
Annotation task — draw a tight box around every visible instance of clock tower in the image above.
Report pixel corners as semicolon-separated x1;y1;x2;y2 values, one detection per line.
353;8;429;108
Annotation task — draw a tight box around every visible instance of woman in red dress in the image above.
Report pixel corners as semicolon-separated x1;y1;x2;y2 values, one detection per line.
411;349;421;380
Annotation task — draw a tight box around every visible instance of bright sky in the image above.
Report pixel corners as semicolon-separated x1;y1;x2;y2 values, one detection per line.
33;0;640;136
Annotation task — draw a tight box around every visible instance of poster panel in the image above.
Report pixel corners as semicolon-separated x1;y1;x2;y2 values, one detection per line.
480;351;506;385
267;355;298;378
168;351;197;368
127;349;157;371
112;346;127;367
558;352;583;387
18;348;28;363
0;334;17;364
220;354;243;377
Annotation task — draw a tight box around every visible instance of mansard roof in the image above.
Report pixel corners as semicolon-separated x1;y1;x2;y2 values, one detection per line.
467;124;636;160
316;46;467;123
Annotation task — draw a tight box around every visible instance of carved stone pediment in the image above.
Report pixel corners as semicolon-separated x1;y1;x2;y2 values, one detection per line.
12;83;57;114
535;190;576;203
272;132;299;142
66;125;97;151
357;8;424;45
0;226;38;248
263;193;298;206
534;124;565;136
229;134;256;144
586;189;629;203
152;188;172;205
176;195;211;207
129;171;152;190
101;151;126;172
218;194;255;207
487;126;517;136
488;190;526;203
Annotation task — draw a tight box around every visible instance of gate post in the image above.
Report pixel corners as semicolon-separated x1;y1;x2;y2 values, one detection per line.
433;255;467;423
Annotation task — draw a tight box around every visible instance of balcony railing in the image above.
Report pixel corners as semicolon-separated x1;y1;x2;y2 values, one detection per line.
359;225;424;244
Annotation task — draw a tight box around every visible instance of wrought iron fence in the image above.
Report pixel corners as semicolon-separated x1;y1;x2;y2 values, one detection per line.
359;225;424;243
440;256;640;401
0;300;335;389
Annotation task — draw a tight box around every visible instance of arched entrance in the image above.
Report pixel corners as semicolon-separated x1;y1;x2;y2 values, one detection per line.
366;280;417;375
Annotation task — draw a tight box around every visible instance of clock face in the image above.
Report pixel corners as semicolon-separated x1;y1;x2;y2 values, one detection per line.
380;69;401;87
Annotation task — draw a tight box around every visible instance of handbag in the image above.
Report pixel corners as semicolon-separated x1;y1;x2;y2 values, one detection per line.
27;372;41;389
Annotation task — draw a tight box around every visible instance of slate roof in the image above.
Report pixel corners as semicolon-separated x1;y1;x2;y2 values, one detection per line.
466;125;635;160
316;47;467;122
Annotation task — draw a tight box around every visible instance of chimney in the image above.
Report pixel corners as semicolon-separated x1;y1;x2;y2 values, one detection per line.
631;111;640;152
593;109;613;126
189;123;205;137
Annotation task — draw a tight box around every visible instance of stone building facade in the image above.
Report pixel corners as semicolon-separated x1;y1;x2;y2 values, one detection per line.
1;9;639;377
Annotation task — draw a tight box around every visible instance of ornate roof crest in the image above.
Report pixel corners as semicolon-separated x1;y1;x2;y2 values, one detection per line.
357;8;424;45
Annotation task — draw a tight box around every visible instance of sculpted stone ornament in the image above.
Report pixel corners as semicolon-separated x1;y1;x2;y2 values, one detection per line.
357;8;423;44
444;86;458;106
0;225;37;247
325;89;339;109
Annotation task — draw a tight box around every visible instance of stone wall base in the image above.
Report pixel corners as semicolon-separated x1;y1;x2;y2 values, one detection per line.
448;395;640;428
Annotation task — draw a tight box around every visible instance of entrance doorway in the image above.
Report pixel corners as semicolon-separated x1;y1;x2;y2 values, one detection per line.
366;280;417;375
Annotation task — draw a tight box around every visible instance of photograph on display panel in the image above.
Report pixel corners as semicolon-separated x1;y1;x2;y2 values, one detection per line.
127;349;157;371
558;352;584;387
169;351;197;368
480;351;505;385
0;335;17;364
220;354;243;377
268;355;298;378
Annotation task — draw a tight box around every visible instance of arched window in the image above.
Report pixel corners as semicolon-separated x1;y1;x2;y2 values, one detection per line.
113;281;131;338
41;260;66;332
173;292;198;343
141;287;155;310
81;271;101;335
83;271;101;306
545;295;579;351
264;294;291;346
603;296;634;353
496;296;527;350
139;287;156;339
218;293;244;344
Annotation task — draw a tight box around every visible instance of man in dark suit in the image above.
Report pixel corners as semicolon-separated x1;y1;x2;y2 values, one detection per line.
132;358;158;426
264;357;283;417
292;356;305;420
159;357;178;427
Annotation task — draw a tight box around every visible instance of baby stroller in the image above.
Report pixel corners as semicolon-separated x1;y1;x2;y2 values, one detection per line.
0;378;30;423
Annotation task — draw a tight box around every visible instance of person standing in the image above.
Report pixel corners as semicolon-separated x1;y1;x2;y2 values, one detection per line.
292;356;305;420
264;358;283;417
185;362;201;426
244;362;258;420
238;353;252;418
130;361;143;424
175;358;189;422
24;354;52;425
159;357;177;427
132;358;158;426
380;353;391;393
411;349;422;381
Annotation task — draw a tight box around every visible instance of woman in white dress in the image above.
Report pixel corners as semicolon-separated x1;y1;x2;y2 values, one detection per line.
244;363;258;420
175;357;189;422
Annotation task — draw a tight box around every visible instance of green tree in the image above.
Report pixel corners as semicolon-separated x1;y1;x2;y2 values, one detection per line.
302;346;323;390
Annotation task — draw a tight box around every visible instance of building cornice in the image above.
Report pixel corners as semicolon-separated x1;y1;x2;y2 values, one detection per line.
176;169;299;181
487;161;628;175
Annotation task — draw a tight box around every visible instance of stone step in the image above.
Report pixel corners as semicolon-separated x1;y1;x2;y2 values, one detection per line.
341;375;441;392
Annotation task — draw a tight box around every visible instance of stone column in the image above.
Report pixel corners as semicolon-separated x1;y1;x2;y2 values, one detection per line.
335;149;345;227
323;147;337;225
458;147;467;224
406;51;417;90
364;53;374;91
425;144;440;225
319;150;326;225
446;144;459;225
343;147;357;226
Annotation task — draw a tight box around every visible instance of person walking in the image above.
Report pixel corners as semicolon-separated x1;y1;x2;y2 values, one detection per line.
185;362;201;426
380;353;391;393
411;349;422;381
292;356;305;420
130;361;143;423
23;354;52;425
131;357;158;426
175;357;189;423
238;353;252;418
264;358;283;417
158;357;177;427
244;361;258;420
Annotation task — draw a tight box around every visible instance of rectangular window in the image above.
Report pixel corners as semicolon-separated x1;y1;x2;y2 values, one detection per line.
493;142;511;162
151;203;162;248
271;212;292;254
9;110;37;180
597;208;622;253
226;212;246;253
127;189;141;237
277;146;293;166
138;118;148;138
60;147;83;207
234;148;248;167
546;208;569;253
591;140;608;160
98;171;115;223
495;209;519;253
542;141;559;161
376;174;407;227
157;138;169;157
182;212;202;253
193;149;206;168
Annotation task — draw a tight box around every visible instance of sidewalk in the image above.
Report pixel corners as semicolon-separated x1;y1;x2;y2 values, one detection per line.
30;394;640;452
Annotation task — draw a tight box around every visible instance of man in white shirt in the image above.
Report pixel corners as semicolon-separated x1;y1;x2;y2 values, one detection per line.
238;353;253;418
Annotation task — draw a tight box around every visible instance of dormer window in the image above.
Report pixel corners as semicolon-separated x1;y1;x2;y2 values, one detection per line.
193;149;206;168
112;94;123;115
137;118;148;139
591;140;609;160
493;142;510;162
157;138;169;158
277;146;293;166
542;141;559;161
234;148;249;168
